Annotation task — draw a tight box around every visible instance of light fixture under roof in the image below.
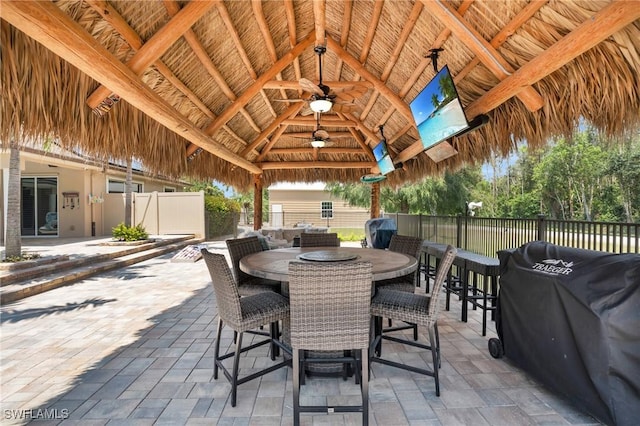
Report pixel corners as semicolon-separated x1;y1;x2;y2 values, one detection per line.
309;98;332;113
310;139;326;148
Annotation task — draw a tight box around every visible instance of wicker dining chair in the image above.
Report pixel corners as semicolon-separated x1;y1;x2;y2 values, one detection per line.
374;234;424;339
375;234;423;293
299;232;340;248
370;245;457;396
288;261;373;426
226;236;281;296
201;249;291;407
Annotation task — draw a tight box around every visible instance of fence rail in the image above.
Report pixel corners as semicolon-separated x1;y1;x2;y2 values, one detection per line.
242;210;639;257
386;213;639;257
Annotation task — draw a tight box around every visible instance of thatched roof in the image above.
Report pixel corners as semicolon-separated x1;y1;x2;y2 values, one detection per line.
2;1;639;191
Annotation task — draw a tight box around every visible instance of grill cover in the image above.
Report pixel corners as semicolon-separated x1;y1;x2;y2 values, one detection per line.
364;218;397;249
497;241;640;425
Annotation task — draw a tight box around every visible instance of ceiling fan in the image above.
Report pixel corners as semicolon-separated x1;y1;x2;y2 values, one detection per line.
277;45;366;114
290;113;333;148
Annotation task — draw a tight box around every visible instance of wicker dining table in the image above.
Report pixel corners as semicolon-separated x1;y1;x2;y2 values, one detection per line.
239;246;418;375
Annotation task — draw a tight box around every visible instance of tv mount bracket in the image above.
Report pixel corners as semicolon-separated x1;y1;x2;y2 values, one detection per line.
427;48;444;73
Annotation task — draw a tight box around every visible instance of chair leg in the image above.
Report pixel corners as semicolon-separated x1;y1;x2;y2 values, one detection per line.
361;348;369;426
214;317;224;380
231;332;243;407
293;349;301;426
413;323;418;341
435;322;441;369
428;327;440;396
269;322;277;361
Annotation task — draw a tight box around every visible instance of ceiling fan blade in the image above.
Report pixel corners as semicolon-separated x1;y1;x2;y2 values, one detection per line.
315;129;330;139
299;78;324;96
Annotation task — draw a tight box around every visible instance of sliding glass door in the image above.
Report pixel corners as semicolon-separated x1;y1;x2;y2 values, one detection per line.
21;177;58;236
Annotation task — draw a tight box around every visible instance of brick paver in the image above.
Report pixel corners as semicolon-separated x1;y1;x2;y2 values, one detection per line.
1;241;601;425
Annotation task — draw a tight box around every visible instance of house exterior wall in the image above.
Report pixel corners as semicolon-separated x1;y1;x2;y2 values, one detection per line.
268;183;370;229
1;149;203;240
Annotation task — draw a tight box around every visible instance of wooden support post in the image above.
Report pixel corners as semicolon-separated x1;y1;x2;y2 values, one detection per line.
370;182;381;219
253;174;263;231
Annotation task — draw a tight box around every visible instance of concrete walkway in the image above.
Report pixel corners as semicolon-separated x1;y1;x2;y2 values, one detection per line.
0;240;601;425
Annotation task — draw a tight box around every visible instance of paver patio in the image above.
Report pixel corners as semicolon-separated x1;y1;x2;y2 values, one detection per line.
0;241;601;425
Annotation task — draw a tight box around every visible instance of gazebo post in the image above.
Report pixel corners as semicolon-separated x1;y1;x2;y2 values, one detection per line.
370;182;381;219
253;174;263;231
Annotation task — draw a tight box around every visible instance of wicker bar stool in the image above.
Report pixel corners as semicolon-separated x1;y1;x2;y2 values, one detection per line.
299;232;340;247
374;234;424;339
370;245;457;396
201;249;291;407
226;236;281;296
288;261;373;426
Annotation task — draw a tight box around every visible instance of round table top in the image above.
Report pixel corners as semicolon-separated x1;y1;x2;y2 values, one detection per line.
239;246;418;282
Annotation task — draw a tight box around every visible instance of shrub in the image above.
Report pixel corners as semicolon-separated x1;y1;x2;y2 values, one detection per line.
112;223;149;242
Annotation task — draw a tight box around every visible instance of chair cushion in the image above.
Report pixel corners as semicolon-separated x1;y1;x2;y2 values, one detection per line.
233;292;290;331
370;289;433;327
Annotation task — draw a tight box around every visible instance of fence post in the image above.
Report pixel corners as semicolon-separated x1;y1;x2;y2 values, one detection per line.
456;214;463;248
537;214;547;241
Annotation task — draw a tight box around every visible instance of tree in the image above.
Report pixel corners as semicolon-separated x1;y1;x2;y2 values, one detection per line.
5;142;22;257
606;134;640;222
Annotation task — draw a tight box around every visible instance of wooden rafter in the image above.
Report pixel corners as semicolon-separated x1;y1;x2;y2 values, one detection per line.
202;31;315;137
215;1;277;118
86;0;217;109
282;117;356;127
284;0;302;85
373;0;474;134
326;37;413;123
262;81;372;91
259;161;375;170
240;103;304;158
251;1;288;100
421;0;544;112
85;0;247;153
313;0;326;45
332;0;353;80
163;0;260;133
0;0;261;174
268;147;365;155
360;1;423;120
256;125;288;162
395;0;640;166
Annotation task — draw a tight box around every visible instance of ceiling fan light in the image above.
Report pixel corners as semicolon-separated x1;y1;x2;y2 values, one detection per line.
309;98;332;113
310;139;326;148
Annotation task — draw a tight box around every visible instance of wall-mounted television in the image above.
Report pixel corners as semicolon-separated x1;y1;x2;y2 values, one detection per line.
409;65;470;150
373;139;395;175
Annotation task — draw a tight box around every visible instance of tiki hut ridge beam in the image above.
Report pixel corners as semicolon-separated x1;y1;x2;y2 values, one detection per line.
262;81;373;91
394;0;640;167
259;161;375;170
86;0;217;110
421;0;545;113
0;0;261;175
313;0;326;45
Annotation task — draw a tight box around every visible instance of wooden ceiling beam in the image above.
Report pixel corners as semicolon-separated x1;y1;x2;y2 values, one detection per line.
360;1;423;119
284;0;302;86
259;161;375;170
216;2;277;118
164;0;260;133
326;37;413;123
204;31;315;136
374;0;474;129
421;0;544;112
268;148;365;155
396;0;640;167
256;126;288;162
263;81;372;91
0;0;261;174
313;0;326;45
240;103;304;157
282;117;357;127
282;132;353;139
252;1;288;100
332;0;353;80
86;0;247;155
455;0;549;82
86;0;217;109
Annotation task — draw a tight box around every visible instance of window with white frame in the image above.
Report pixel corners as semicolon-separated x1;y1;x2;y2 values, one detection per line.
163;187;176;192
321;201;333;219
107;178;143;193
